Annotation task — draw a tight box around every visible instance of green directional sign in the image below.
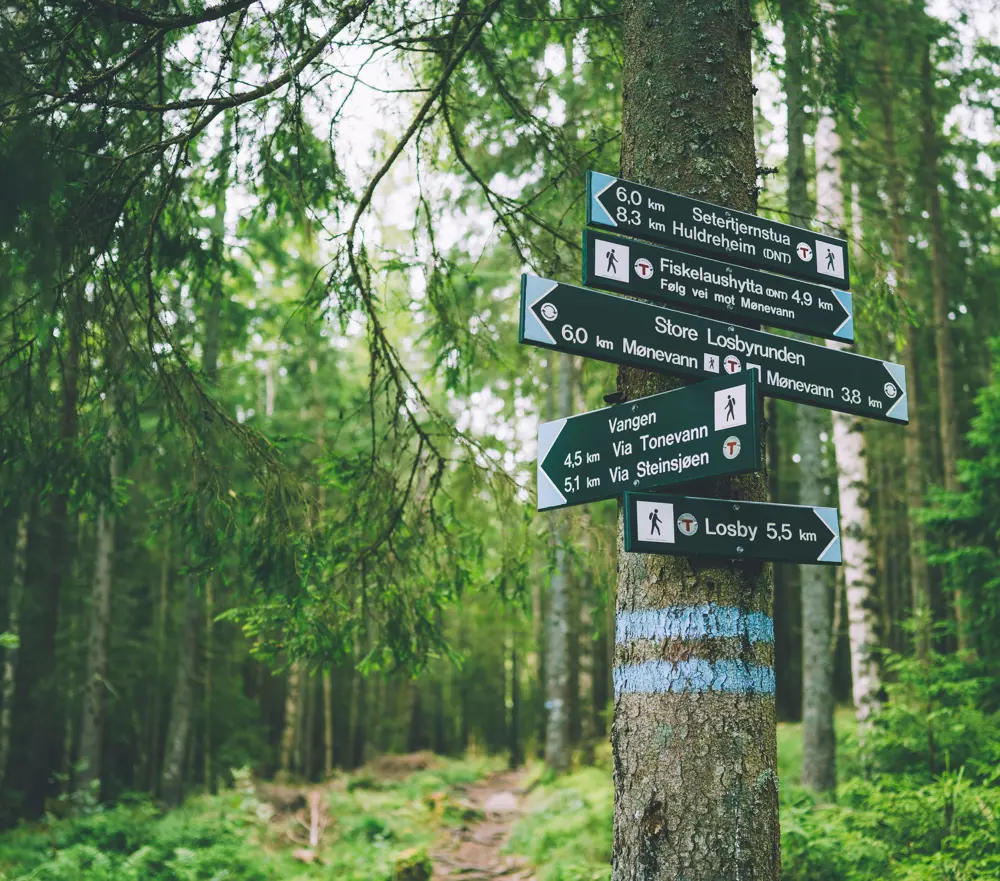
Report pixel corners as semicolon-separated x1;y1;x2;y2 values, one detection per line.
519;275;907;425
536;373;761;511
587;172;851;288
624;493;842;565
582;229;854;343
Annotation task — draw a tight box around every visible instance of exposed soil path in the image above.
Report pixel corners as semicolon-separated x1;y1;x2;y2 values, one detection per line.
430;768;534;880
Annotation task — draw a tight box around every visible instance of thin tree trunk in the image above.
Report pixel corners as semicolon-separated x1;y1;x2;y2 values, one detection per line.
782;0;836;795
612;2;779;878
203;575;214;792
0;512;29;791
878;32;932;659
323;671;334;776
149;531;170;791
160;583;200;804
508;620;523;768
817;108;883;723
160;102;232;805
76;449;119;794
407;680;423;752
544;354;572;772
278;663;302;779
919;32;965;649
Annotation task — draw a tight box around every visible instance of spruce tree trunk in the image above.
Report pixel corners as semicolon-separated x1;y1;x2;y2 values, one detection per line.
816;109;882;723
612;2;779;878
919;33;965;649
782;0;836;794
544;356;571;772
877;34;932;659
0;512;29;791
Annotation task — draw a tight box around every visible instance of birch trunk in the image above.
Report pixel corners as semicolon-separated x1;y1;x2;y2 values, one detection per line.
612;2;779;877
816;108;883;723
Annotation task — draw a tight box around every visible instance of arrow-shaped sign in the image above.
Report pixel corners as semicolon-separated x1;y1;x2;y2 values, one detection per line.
583;229;854;343
587;172;851;288
519;275;907;425
624;493;842;565
537;373;761;511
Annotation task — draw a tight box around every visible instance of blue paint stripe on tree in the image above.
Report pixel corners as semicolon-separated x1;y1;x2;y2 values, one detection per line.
616;605;774;645
613;659;776;696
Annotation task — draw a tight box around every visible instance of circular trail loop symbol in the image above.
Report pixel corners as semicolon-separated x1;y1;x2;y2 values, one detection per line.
540;302;558;322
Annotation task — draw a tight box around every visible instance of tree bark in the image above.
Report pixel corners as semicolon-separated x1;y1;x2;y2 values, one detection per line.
76;449;119;794
919;32;965;649
0;512;29;792
816;108;883;724
278;663;302;778
612;2;779;879
877;31;932;659
782;0;836;794
323;671;334;775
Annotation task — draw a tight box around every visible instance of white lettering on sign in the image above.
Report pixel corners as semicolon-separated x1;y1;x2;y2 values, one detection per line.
705;519;759;542
714;385;747;431
690;206;792;247
622;338;698;369
636;452;710;478
706;328;806;366
636;501;675;544
765;370;834;399
816;241;845;279
653;316;699;340
595;239;630;282
608;411;658;433
639;425;708;451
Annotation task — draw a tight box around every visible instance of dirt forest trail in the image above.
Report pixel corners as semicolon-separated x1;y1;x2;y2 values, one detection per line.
429;768;534;880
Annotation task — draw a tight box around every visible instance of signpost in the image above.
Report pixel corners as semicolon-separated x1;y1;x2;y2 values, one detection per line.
520;275;908;425
623;492;842;565
582;229;854;343
536;373;761;511
587;172;851;287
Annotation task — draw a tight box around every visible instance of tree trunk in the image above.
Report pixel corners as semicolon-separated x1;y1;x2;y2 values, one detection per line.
407;680;424;753
76;449;119;794
0;512;29;791
148;531;170;792
159;103;232;805
323;671;334;776
919;32;965;649
782;0;836;794
509;621;523;768
612;2;779;878
878;32;932;659
278;663;302;779
817;107;883;724
544;355;572;772
160;584;200;804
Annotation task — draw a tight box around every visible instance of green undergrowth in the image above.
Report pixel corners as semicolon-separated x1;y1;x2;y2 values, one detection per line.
507;752;613;881
0;755;499;881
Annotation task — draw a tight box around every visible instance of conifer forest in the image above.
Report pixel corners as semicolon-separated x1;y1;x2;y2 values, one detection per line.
1;0;1000;879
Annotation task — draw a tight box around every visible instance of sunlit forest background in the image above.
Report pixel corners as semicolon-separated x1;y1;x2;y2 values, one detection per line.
1;0;999;878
